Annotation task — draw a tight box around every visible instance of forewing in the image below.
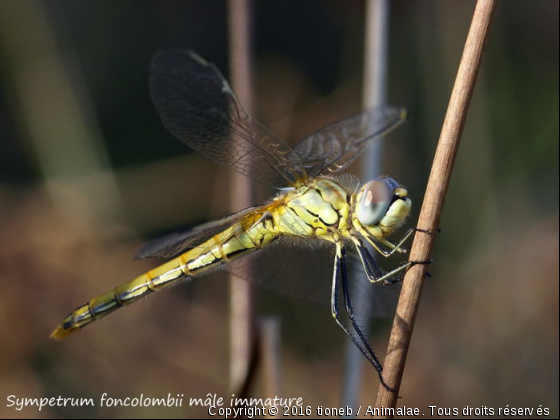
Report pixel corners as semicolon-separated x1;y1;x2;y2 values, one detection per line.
293;107;406;178
150;50;307;187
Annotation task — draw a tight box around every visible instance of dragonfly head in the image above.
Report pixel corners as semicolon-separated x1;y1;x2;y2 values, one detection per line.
353;177;411;237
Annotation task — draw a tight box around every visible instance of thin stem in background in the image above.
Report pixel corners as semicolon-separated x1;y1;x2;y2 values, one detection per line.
259;316;283;413
341;0;390;414
374;0;499;415
227;0;258;398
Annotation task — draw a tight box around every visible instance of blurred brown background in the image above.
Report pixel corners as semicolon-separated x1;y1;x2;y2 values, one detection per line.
0;0;558;418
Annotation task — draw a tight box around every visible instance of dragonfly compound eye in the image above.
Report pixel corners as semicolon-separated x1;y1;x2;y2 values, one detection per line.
357;179;395;226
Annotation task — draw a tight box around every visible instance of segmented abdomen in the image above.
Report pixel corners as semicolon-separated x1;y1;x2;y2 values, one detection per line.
51;211;278;339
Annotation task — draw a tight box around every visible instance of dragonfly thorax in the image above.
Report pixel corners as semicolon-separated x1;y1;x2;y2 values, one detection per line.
275;178;351;238
274;176;410;242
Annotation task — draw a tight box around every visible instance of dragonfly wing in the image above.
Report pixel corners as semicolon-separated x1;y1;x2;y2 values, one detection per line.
225;237;400;319
150;50;307;187
292;107;406;178
135;206;261;260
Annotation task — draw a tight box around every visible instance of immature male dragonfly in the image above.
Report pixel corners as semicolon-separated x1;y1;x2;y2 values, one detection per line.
51;51;420;391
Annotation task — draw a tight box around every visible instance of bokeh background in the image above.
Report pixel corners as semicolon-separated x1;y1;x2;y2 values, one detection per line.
0;0;557;418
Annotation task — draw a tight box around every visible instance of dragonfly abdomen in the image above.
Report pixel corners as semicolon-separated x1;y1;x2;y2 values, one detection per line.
51;211;280;339
50;257;188;339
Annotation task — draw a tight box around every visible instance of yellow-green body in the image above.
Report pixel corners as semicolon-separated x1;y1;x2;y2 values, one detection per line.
51;178;411;339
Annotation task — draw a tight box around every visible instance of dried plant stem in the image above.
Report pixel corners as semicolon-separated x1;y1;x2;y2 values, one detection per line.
228;0;257;397
259;317;283;408
341;0;391;411
374;0;499;414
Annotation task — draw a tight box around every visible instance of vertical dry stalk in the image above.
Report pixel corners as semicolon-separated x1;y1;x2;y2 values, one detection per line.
259;317;283;412
341;0;390;411
374;0;499;414
228;0;257;397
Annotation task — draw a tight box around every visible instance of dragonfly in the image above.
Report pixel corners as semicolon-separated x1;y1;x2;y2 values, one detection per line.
51;50;423;391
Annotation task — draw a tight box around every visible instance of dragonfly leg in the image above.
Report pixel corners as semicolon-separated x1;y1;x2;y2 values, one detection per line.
359;228;415;258
352;236;432;285
379;226;440;255
331;241;395;392
376;259;434;285
414;227;435;235
352;236;383;281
